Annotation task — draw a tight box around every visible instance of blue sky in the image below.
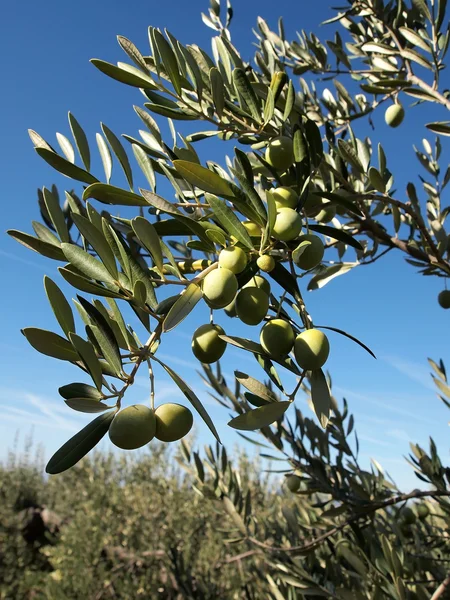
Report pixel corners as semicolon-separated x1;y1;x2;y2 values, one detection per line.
1;0;449;491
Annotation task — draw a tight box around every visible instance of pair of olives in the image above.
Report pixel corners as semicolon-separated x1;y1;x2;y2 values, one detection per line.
109;403;193;450
192;316;330;371
262;322;330;370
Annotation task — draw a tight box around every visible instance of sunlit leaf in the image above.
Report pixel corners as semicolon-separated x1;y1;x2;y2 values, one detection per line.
228;401;291;430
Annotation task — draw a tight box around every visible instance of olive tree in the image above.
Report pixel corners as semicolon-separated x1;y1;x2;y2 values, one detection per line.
7;0;450;596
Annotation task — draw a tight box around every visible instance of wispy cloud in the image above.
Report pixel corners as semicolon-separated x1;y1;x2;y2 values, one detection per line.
335;386;437;427
381;354;435;392
357;433;392;448
0;248;47;271
386;428;410;442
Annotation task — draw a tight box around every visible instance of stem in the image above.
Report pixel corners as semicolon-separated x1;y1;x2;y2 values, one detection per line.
431;574;450;600
247;489;450;555
147;358;155;411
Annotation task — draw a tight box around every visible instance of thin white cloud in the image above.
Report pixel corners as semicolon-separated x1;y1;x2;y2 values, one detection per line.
0;248;47;271
386;428;411;442
335;386;437;427
357;433;392;448
381;355;435;392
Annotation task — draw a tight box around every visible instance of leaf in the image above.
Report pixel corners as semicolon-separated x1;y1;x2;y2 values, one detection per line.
46;411;116;474
304;119;323;167
89;324;123;377
219;335;301;376
35;148;98;184
56;133;75;162
155;359;221;443
206;195;254;249
426;122;450;137
90;58;157;88
173;160;234;196
96;133;113;183
7;230;65;261
42;187;69;243
83;183;148;207
316;325;376;359
228;401;291;431
132;144;156;190
69;332;103;391
235;371;278;403
210;67;225;118
62;243;116;285
59;382;103;400
68;112;90;171
269;262;300;300
153;29;183;95
163;283;202;332
308;263;355;290
399;27;431;53
101;124;133;190
65;398;111;413
132;217;164;273
44;276;75;338
337;139;364;173
308;224;363;250
283;80;295;121
310;368;331;428
58;267;123;298
368;166;386;193
140;188;183;215
72;214;118;280
117;35;148;72
22;328;79;362
232;68;260;121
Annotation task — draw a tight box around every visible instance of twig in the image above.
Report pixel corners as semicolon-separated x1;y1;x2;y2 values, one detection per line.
247;489;450;555
431;573;450;600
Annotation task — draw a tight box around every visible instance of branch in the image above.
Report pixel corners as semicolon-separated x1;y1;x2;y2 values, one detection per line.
248;489;450;555
431;573;450;600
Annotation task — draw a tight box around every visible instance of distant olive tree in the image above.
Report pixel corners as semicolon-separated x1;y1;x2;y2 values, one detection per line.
7;0;450;596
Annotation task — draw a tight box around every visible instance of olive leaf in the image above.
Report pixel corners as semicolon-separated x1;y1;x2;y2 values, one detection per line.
46;410;116;474
163;283;202;332
173;160;234;196
7;230;65;261
154;358;221;443
44;276;75;338
310;368;331;428
228;401;291;431
59;382;103;400
22;328;79;362
83;183;149;206
35;148;98;184
205;195;254;249
62;243;117;285
65;398;111;413
91;58;157;88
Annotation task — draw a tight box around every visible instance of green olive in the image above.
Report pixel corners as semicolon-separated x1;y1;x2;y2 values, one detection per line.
265;136;294;171
272;208;302;241
438;290;450;309
294;329;330;370
294;234;324;270
385;103;405;128
268;186;298;209
202;268;238;308
155;403;193;442
236;287;269;326
192;324;226;363
218;247;248;274
109;405;156;450
243;275;271;295
257;255;276;273
285;474;301;492
260;319;295;359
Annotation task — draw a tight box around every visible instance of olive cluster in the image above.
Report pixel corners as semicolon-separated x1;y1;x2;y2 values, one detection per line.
108;403;193;450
